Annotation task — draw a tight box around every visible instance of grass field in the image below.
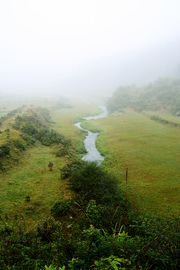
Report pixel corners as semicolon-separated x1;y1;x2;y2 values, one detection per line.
50;98;105;156
0;142;71;227
1;97;179;226
91;110;180;216
145;110;180;125
0;98;104;227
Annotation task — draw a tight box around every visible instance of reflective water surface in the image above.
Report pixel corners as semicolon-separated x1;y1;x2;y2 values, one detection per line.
74;106;108;165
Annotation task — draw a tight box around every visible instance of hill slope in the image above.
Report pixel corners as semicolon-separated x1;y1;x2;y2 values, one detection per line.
107;77;180;115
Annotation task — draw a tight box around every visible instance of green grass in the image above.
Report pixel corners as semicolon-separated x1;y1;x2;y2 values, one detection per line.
50;99;105;156
0;98;105;228
50;99;103;137
87;110;180;216
0;143;71;226
145;110;180;124
2;96;179;220
81;119;103;133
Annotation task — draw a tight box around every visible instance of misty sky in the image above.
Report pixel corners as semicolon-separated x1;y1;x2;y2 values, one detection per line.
1;0;180;96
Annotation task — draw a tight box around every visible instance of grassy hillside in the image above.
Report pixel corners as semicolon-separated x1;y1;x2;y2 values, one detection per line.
107;77;180;115
0;98;104;226
0;103;74;225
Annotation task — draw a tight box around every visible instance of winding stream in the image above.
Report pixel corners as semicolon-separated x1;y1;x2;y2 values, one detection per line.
74;106;108;165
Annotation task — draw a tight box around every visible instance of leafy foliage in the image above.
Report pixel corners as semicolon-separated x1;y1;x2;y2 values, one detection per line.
0;144;10;157
0;169;179;269
20;133;36;145
12;139;27;151
51;200;72;216
68;161;123;205
56;146;69;157
21;121;38;136
92;255;131;269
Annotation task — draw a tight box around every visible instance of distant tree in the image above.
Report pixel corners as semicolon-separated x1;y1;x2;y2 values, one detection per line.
48;162;53;171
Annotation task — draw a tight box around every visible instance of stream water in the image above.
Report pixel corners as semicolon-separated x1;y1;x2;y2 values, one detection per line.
74;106;108;165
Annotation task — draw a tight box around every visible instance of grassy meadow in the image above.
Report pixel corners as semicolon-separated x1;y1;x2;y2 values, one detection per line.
50;98;104;156
0;97;104;227
0;96;179;225
145;110;180;125
0;96;180;269
0;142;71;226
90;110;180;216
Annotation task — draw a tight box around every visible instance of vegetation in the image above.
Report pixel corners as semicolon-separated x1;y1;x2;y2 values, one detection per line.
90;110;180;216
0;161;179;269
0;106;71;171
0;95;179;269
107;77;180;115
0;144;10;157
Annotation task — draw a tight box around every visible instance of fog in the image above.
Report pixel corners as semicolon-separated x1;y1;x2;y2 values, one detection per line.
1;0;180;97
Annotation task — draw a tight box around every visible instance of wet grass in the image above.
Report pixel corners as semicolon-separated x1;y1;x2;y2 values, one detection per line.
145;110;180;124
0;143;71;226
50;99;104;156
50;99;102;137
0;98;104;227
91;110;180;216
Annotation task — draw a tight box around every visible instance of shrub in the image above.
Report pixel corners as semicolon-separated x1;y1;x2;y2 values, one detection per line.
21;122;38;136
56;147;69;157
13;139;27;151
36;128;70;146
69;161;122;205
20;134;36;145
85;200;118;229
51;200;72;216
48;162;54;171
36;217;62;242
0;144;10;157
93;255;131;269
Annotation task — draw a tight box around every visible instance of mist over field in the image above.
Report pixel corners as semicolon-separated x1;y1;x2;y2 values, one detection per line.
0;0;180;97
1;3;180;268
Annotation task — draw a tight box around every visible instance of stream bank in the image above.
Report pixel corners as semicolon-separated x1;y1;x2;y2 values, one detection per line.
74;106;108;165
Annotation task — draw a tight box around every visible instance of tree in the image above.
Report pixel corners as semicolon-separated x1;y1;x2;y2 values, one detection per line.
48;162;53;171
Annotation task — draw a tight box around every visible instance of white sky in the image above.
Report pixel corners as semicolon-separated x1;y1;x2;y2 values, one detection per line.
0;0;180;96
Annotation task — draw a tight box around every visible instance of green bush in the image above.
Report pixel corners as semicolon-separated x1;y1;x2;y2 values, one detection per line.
20;134;36;145
56;147;69;157
51;200;72;216
92;255;131;269
13;139;27;151
69;161;122;205
21;122;38;136
60;164;72;179
0;144;10;157
85;200;122;229
36;128;70;146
